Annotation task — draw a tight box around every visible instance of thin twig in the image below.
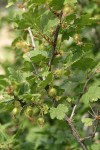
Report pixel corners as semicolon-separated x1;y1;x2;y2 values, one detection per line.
81;120;99;142
88;111;95;118
27;27;42;79
70;69;98;120
89;104;97;117
28;27;36;50
65;116;88;150
48;11;63;71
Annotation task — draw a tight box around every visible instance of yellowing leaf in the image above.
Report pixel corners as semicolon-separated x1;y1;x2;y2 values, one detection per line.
82;118;93;127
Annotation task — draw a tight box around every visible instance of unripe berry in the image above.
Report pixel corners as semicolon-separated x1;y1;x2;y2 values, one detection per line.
16;41;29;52
12;107;18;115
73;34;81;43
55;96;61;101
25;106;33;116
54;69;63;78
37;117;44;126
48;88;57;97
64;70;71;76
63;4;74;18
73;34;83;45
42;104;49;114
14;101;21;107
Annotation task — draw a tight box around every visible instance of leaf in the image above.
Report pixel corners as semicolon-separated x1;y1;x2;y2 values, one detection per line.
32;0;46;4
82;118;93;127
90;143;100;150
62;14;99;40
0;79;8;87
17;82;29;95
8;68;24;82
82;43;93;52
18;7;40;30
40;10;58;31
23;50;48;63
50;0;65;10
22;61;33;72
64;0;77;5
19;93;41;102
55;130;67;144
75;14;98;28
6;2;14;8
50;104;68;120
44;18;59;31
65;14;76;22
0;95;14;104
81;81;100;104
6;0;18;8
40;72;53;88
72;58;97;70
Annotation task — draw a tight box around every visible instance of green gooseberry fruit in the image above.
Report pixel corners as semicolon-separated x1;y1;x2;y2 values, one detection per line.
54;69;63;78
37;117;44;126
12;107;18;115
25;106;33;116
48;88;57;97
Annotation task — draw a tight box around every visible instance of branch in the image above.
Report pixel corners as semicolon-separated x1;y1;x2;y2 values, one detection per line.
70;69;98;120
65;116;88;150
48;11;63;71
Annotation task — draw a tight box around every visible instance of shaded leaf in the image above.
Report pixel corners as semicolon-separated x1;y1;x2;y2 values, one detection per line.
72;58;97;70
23;50;48;63
40;72;53;88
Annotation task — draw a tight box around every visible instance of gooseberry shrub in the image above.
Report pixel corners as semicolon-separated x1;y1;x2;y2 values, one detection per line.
0;0;100;150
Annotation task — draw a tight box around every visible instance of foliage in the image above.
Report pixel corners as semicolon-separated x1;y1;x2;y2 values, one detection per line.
0;0;100;150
